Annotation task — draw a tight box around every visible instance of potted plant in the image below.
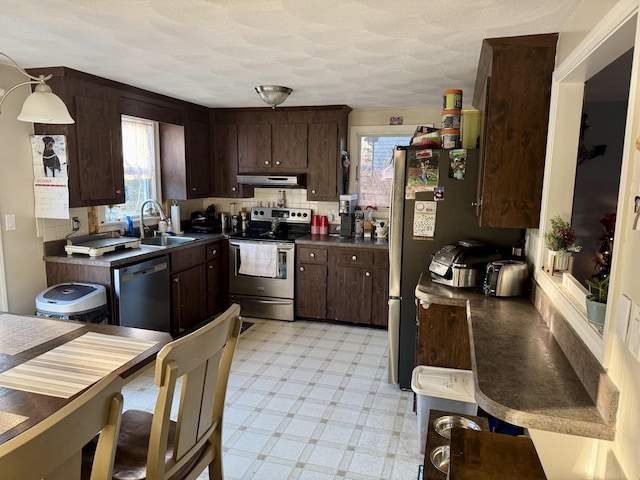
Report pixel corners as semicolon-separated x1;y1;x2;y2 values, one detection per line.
544;215;582;273
585;275;609;327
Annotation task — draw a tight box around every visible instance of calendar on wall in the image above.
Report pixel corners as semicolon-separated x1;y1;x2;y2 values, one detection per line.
413;200;437;239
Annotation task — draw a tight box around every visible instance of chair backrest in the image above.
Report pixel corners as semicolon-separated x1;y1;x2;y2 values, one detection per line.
0;372;123;480
146;303;242;479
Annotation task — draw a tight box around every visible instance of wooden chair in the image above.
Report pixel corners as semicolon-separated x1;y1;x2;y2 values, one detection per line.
111;303;242;480
0;372;123;480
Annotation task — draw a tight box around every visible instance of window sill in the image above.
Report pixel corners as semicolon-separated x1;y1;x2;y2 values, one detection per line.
534;268;605;364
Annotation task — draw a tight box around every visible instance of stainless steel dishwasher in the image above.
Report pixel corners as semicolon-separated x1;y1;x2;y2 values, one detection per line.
113;255;171;333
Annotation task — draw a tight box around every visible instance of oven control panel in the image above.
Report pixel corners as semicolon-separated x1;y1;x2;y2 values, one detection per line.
250;207;312;224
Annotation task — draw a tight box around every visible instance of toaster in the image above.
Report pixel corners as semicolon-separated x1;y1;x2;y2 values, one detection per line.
429;240;501;288
483;260;529;297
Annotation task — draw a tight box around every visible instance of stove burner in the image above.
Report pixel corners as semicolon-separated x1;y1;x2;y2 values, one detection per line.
227;206;312;242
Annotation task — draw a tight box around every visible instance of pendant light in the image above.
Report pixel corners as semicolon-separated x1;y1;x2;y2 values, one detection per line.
0;51;74;124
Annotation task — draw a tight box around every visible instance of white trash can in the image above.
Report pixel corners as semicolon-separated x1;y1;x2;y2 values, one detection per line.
411;365;478;454
36;283;108;324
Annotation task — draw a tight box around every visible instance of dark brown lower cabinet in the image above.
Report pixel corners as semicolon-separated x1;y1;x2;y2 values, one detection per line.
295;246;328;320
296;245;388;327
171;263;205;335
416;301;471;370
372;251;389;327
170;239;227;336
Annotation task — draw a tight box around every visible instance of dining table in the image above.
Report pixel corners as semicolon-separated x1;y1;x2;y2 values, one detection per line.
0;312;172;445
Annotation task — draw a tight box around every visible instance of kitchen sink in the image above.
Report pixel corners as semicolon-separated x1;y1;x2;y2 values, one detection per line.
140;236;196;248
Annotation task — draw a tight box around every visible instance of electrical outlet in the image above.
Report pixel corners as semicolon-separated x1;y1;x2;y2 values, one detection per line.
627;302;640;360
5;214;16;231
72;216;80;231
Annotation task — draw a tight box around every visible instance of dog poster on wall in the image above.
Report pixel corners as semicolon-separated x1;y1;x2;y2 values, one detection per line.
30;134;70;219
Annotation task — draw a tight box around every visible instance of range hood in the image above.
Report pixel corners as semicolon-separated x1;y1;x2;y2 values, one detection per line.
237;173;306;188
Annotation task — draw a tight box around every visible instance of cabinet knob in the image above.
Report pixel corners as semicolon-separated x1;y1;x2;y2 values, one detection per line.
299;266;305;272
310;252;315;258
275;160;281;166
264;160;270;165
115;189;122;195
208;265;213;269
231;186;237;192
211;249;217;255
365;271;371;277
192;187;197;191
352;255;357;261
311;189;316;194
471;201;478;206
173;278;179;283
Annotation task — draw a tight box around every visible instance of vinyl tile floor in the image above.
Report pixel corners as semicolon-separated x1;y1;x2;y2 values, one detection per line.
122;318;424;479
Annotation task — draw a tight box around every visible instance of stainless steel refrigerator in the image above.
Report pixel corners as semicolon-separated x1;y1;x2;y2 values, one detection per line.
387;146;521;390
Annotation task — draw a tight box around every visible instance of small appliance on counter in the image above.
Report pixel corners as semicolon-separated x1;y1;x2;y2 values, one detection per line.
64;234;140;257
190;204;222;233
483;259;529;297
339;193;358;237
428;240;501;288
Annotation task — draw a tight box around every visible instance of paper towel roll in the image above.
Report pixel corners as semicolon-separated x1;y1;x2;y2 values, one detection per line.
171;204;182;233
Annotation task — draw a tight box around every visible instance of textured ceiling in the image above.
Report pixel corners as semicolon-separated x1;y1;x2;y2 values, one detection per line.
0;0;581;109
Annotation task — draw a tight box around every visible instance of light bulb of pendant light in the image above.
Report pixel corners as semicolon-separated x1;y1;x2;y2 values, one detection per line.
255;85;292;109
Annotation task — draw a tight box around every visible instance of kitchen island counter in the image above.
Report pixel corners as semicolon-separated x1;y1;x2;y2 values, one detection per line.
415;273;617;441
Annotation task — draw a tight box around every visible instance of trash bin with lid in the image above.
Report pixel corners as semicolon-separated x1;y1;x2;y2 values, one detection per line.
35;282;109;323
411;365;478;454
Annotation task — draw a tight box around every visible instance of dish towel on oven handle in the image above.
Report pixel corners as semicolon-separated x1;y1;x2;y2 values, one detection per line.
238;242;279;277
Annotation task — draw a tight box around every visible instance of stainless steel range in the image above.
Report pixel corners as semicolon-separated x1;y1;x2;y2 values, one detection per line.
228;206;311;321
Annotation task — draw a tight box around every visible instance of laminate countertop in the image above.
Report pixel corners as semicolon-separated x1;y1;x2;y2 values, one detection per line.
415;273;616;440
43;233;226;267
296;234;389;249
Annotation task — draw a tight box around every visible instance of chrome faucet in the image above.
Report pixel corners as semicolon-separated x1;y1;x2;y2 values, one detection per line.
139;199;168;239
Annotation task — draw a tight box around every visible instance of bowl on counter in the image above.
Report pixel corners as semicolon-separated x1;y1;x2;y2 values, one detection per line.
433;414;481;439
430;445;450;474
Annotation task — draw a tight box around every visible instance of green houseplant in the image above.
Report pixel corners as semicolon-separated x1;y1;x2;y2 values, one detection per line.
544;215;581;273
585;276;609;327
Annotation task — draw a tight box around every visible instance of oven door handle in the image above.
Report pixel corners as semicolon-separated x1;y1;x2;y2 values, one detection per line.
229;241;294;250
244;299;292;306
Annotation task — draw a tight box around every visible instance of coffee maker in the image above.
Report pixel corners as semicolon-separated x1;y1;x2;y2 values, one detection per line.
339;194;357;237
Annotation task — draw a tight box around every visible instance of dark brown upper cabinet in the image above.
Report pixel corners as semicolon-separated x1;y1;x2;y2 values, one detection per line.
472;34;558;228
210;123;254;198
236;110;307;173
28;67;125;207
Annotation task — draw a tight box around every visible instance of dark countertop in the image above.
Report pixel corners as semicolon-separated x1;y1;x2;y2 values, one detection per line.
43;233;226;267
415;273;615;440
296;234;389;249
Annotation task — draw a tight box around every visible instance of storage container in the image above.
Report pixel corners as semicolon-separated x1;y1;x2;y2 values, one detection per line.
461;109;480;148
442;89;463;111
440;129;461;149
441;109;461;130
411;366;477;454
36;282;108;323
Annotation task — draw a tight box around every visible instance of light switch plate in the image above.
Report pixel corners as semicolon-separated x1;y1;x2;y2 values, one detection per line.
627;302;640;361
4;214;16;231
616;294;632;341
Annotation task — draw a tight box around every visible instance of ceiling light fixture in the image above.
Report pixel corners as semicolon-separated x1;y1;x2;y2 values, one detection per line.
0;51;74;124
255;85;292;109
